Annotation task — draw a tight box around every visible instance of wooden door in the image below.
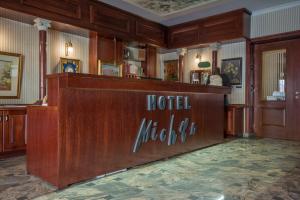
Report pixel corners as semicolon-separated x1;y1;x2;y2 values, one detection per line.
3;110;26;152
288;39;300;140
254;39;300;140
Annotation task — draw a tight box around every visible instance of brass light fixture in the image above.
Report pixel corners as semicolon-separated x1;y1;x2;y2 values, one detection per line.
65;40;74;56
195;53;201;64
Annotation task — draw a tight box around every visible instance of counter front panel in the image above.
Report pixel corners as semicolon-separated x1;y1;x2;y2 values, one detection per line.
27;73;229;188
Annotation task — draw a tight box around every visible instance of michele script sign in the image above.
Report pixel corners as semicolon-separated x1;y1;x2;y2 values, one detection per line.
133;95;198;153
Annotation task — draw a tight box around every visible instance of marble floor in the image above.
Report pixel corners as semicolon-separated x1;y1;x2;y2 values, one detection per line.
1;138;300;200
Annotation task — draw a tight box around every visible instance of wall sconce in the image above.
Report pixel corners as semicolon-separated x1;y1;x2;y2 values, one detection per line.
65;40;73;56
195;53;201;64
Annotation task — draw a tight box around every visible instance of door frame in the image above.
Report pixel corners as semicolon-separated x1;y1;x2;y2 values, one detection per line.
251;30;300;139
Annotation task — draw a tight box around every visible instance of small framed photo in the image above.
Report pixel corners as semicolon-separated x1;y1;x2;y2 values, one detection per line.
60;57;80;73
98;60;122;77
221;57;242;85
0;51;23;99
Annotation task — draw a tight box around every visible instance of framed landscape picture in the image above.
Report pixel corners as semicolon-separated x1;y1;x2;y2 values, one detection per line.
98;60;122;77
221;57;242;85
0;51;23;99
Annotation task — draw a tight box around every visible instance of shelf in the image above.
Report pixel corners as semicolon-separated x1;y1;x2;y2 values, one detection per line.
124;58;145;62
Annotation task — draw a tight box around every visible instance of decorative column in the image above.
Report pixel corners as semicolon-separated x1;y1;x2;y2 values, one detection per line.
34;18;51;101
177;48;187;82
210;43;220;73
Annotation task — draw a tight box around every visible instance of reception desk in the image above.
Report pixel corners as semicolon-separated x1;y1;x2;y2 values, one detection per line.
27;73;230;188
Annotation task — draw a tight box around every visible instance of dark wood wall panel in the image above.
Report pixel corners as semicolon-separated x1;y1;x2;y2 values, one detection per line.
146;45;157;78
135;19;166;46
168;9;250;48
261;108;285;127
168;24;199;48
89;4;132;34
57;89;224;187
27;107;59;186
202;16;241;43
0;0;166;47
21;0;82;19
0;1;250;48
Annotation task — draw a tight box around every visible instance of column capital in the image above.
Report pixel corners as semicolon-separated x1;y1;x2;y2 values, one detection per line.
177;48;187;56
34;18;51;31
210;43;221;51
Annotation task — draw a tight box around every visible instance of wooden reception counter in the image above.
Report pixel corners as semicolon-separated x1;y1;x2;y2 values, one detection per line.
27;73;230;188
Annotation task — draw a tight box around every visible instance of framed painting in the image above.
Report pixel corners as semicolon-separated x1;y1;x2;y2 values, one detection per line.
60;57;80;73
164;60;179;81
221;57;242;85
0;51;23;99
98;60;122;77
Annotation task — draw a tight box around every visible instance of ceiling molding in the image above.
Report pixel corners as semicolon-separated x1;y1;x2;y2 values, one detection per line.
252;0;300;16
99;0;299;26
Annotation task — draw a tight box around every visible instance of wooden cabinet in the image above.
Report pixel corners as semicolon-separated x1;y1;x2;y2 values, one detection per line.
0;0;166;47
98;37;116;63
0;108;26;156
0;1;248;48
168;9;250;48
89;33;157;78
21;0;82;19
89;2;133;35
202;15;241;43
168;23;199;48
225;105;244;136
135;19;166;47
89;34;124;74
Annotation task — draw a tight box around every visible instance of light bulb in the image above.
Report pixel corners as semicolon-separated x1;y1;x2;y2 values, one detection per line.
67;46;74;54
65;41;73;56
195;53;201;63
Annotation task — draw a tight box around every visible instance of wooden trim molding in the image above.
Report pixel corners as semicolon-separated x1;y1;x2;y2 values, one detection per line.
251;30;300;44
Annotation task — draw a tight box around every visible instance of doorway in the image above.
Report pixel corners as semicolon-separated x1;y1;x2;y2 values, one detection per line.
254;38;300;140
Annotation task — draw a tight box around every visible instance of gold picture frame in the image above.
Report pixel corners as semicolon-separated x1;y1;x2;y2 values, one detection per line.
97;60;122;77
0;51;23;99
60;57;80;73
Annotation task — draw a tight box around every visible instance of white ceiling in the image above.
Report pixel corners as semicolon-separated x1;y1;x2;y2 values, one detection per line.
99;0;300;26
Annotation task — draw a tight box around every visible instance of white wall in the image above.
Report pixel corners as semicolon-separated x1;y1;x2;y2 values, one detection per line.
218;42;246;104
251;2;300;38
0;17;89;104
158;42;245;104
184;47;211;83
47;29;89;74
0;17;39;104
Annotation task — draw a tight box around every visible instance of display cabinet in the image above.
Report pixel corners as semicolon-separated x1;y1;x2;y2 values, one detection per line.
0;107;27;157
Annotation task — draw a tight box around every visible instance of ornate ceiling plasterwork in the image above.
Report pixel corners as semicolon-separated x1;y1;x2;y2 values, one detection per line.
124;0;221;16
